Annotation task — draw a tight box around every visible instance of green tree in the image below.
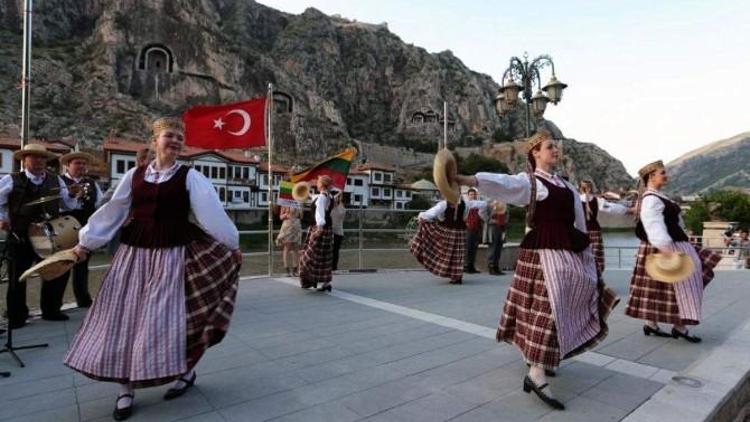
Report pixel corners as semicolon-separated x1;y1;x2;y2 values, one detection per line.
407;194;433;210
683;202;710;233
455;153;509;174
684;190;750;232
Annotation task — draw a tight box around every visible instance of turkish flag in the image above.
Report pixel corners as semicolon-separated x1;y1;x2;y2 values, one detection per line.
183;97;267;149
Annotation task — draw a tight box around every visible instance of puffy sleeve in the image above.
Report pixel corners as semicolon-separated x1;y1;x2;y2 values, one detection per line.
0;174;13;222
418;201;447;221
186;168;239;250
475;172;549;206
314;194;329;226
79;169;135;250
599;199;629;215
640;195;672;249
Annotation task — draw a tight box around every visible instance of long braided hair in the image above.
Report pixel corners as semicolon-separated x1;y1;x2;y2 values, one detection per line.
634;161;665;223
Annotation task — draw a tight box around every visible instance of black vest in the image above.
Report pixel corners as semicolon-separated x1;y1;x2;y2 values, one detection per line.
584;197;601;231
61;174;98;225
311;192;333;226
441;200;467;230
635;193;689;243
8;172;61;237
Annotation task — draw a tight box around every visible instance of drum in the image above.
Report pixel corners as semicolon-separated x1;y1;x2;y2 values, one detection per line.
28;215;81;258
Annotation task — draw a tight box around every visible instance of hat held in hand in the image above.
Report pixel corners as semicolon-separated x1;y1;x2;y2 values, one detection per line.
19;249;78;282
644;251;694;283
433;149;460;205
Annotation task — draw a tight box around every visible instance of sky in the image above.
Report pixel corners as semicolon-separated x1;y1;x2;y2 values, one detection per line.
261;0;750;175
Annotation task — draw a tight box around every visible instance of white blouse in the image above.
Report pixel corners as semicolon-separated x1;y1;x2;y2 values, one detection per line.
311;193;330;227
418;199;488;222
639;188;683;249
476;171;588;233
79;163;239;251
580;194;630;215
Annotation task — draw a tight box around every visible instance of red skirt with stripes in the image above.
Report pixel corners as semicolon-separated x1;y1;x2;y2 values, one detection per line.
299;225;334;287
589;230;605;276
409;220;464;282
496;248;619;369
625;242;720;325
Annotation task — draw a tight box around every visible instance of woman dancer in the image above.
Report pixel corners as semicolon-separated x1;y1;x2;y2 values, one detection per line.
454;130;618;410
579;179;632;276
276;199;303;276
65;117;242;420
625;160;720;342
299;175;335;292
410;192;487;285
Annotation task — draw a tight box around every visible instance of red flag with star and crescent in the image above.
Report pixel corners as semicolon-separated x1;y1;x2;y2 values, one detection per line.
183;97;267;149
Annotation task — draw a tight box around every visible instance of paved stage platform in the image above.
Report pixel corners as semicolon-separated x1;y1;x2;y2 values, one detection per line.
1;269;749;421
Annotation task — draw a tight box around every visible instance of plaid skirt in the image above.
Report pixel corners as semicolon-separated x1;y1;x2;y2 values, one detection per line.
589;230;605;276
625;241;720;325
299;225;334;287
409;220;464;282
496;248;619;369
64;236;239;388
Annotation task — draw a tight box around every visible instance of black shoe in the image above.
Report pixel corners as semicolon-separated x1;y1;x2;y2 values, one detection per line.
42;312;69;321
671;327;702;343
643;325;671;338
77;300;93;308
523;376;565;410
112;393;134;421
164;372;196;400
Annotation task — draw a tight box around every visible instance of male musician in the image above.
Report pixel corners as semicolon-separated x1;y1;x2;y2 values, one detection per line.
0;144;81;329
463;188;487;274
60;152;104;308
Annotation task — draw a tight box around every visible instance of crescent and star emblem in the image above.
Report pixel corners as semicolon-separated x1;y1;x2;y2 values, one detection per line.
212;109;251;136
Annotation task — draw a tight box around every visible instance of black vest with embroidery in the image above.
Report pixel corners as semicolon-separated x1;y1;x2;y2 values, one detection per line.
8;172;61;236
61;175;98;225
635;193;689;243
440;200;467;230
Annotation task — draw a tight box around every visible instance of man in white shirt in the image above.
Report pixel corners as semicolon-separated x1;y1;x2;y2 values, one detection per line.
59;152;105;308
0;145;81;328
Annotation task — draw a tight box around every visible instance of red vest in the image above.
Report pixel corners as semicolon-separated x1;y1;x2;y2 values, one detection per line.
466;208;482;233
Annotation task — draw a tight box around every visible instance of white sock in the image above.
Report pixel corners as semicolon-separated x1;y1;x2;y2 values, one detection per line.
171;370;195;390
529;365;555;398
117;384;133;409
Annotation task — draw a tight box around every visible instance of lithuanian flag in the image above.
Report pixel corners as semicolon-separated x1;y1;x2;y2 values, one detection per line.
290;147;357;190
277;180;299;208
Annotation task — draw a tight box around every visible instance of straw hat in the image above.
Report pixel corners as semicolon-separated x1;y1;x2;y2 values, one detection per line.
59;151;94;166
638;160;665;179
292;182;310;202
644;252;694;283
13;144;58;161
433;148;460;205
19;248;78;282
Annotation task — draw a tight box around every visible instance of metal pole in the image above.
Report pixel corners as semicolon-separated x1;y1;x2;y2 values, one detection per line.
357;199;365;270
267;83;274;277
20;0;33;151
443;101;448;149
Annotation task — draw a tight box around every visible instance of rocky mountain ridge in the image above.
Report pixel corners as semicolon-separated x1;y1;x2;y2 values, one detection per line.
0;0;633;189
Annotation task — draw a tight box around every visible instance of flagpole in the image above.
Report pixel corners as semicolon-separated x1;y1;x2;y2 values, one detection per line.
19;0;33;164
443;101;448;149
267;83;274;277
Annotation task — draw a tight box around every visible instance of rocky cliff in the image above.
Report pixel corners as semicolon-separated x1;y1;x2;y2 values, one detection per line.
666;131;750;195
0;0;633;189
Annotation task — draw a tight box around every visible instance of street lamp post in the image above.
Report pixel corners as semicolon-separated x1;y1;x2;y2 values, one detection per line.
493;52;567;138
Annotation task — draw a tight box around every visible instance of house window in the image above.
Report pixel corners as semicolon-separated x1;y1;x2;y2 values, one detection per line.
372;187;380;196
262;175;268;185
354;179;363;186
395;202;403;209
383;188;391;197
202;167;210;178
384;173;392;183
219;167;226;179
211;167;218;179
354;194;362;203
127;160;136;170
396;191;402;198
195;165;202;173
406;191;412;198
234;190;241;198
261;192;268;202
243;167;249;179
373;173;382;182
116;160;126;174
243;191;249;203
219;187;226;201
347;177;352;185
